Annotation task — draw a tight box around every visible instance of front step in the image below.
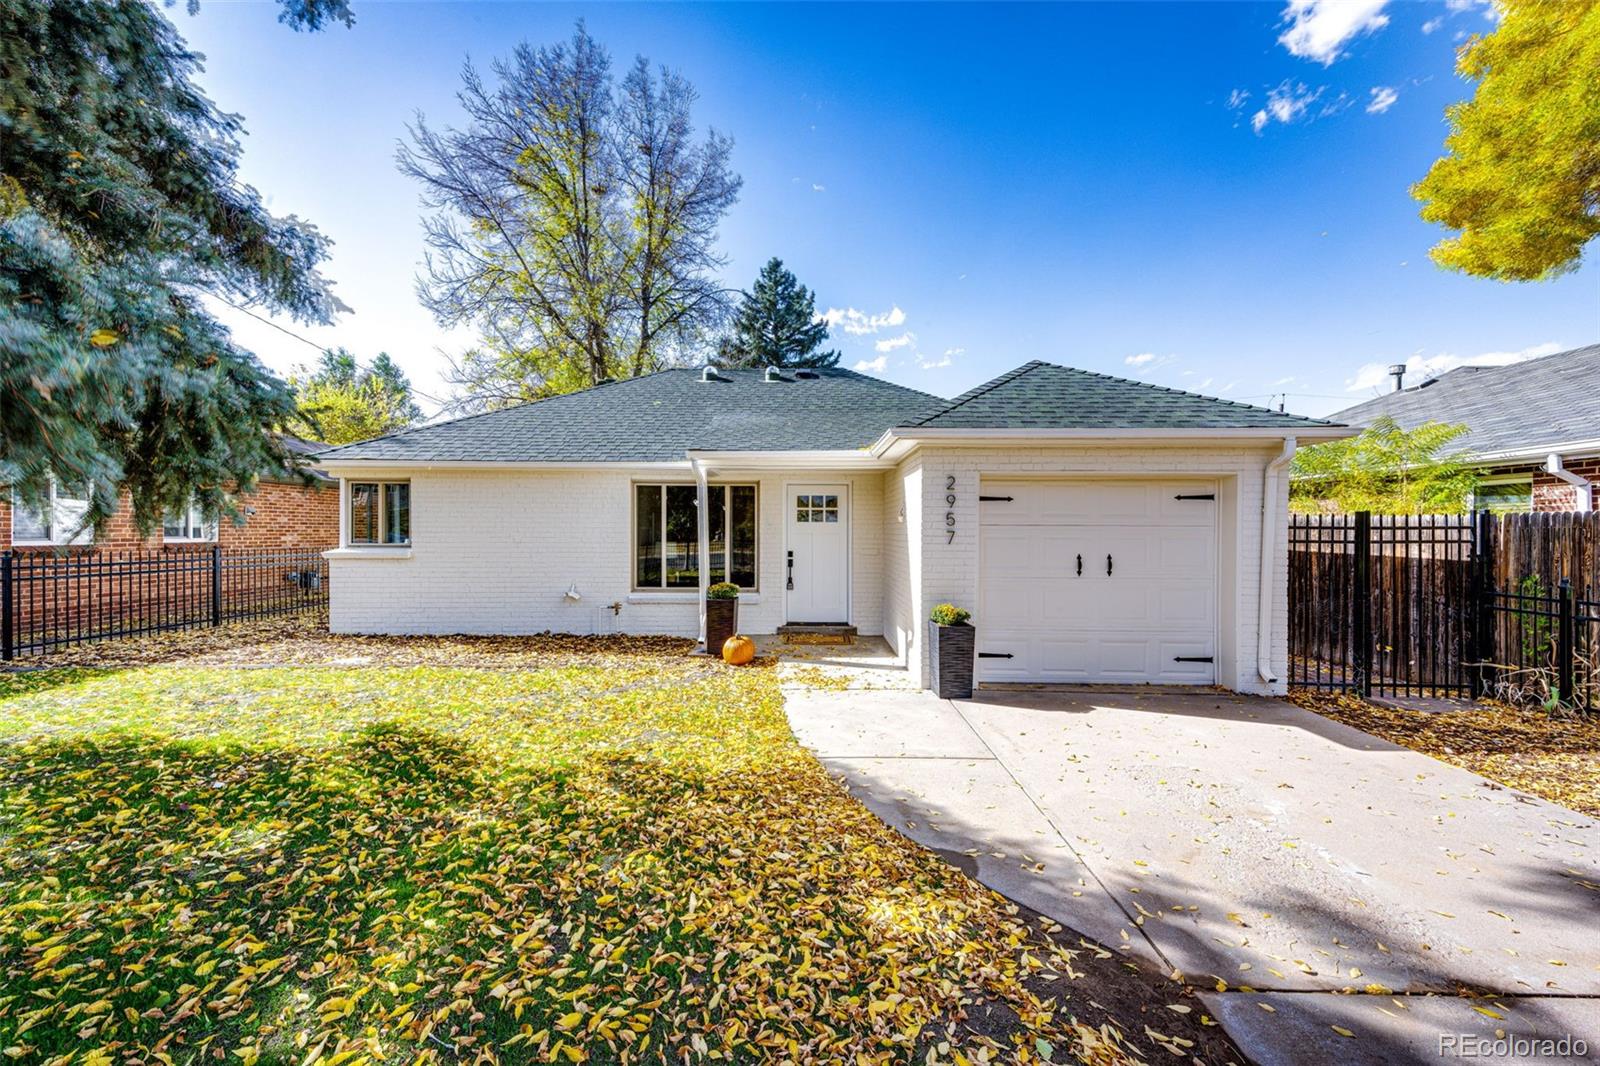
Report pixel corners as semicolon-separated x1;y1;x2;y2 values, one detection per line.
777;623;857;645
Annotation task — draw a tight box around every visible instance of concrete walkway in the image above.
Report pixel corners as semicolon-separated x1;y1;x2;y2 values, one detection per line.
783;674;1600;1065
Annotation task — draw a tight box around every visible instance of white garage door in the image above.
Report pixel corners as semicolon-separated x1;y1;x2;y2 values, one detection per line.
977;479;1217;685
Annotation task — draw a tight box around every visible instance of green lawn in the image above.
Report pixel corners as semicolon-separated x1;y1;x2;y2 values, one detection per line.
0;648;1139;1066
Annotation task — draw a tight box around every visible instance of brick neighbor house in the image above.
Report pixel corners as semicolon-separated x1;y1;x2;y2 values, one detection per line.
1329;343;1600;513
0;437;339;552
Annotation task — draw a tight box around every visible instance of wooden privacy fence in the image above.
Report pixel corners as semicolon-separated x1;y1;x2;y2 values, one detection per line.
1289;511;1599;710
1;546;330;659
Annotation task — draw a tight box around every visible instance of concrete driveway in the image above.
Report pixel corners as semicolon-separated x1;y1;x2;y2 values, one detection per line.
784;680;1600;1065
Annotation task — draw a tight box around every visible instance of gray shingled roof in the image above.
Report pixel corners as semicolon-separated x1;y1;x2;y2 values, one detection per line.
316;367;947;462
910;361;1342;431
1330;343;1600;458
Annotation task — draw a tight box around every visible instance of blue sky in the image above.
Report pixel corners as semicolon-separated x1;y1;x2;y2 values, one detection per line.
183;0;1598;419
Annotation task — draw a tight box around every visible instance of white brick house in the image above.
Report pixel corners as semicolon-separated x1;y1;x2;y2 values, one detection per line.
318;362;1351;694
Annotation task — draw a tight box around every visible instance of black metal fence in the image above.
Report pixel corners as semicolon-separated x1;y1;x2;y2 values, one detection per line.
1;546;329;660
1289;511;1598;710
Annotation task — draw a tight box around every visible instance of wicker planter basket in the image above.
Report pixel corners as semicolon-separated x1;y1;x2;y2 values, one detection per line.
927;620;975;699
706;597;738;655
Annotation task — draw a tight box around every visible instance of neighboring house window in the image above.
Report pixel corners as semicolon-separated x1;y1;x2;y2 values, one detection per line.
11;480;91;546
1472;477;1532;514
348;481;410;545
162;499;217;542
634;483;757;590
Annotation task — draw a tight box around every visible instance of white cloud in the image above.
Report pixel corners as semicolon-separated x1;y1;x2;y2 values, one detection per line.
1273;376;1297;386
818;305;906;335
944;347;965;357
1366;86;1399;114
1344;341;1563;392
1278;0;1390;65
1226;88;1251;110
852;355;888;374
874;331;915;353
917;355;952;370
811;183;825;192
1123;352;1177;377
1251;81;1323;134
1421;15;1444;33
1198;377;1214;390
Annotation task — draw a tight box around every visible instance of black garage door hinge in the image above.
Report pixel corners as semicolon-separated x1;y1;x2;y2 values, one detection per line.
1174;493;1215;501
978;652;1014;659
978;495;1014;502
1173;656;1214;663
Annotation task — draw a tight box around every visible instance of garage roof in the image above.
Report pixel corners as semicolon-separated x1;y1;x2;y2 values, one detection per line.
911;361;1342;431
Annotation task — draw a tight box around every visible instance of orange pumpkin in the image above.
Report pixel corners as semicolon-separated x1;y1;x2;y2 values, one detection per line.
721;634;756;665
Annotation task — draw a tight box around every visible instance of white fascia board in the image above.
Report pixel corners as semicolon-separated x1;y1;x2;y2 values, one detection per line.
869;425;1354;459
684;449;888;471
318;459;691;478
1465;439;1600;465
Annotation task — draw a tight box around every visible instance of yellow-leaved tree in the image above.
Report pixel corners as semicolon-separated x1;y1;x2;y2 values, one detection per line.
1412;0;1600;280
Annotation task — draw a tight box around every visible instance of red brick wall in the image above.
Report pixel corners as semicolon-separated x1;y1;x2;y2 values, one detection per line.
1;479;338;551
1533;456;1600;513
216;480;340;548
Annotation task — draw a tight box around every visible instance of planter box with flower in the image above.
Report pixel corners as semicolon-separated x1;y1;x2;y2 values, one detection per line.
705;581;740;655
927;603;975;699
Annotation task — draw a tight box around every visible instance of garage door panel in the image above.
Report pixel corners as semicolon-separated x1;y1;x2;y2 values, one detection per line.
977;478;1217;685
1160;587;1213;626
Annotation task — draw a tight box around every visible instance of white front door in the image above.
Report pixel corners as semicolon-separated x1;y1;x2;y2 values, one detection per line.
786;485;849;623
977;479;1218;684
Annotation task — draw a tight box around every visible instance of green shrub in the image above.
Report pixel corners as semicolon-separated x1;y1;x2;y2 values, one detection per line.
707;581;741;600
929;603;970;626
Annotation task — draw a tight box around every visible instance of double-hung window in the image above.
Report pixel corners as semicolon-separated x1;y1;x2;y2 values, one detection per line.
634;483;756;590
162;499;217;542
348;481;411;545
12;480;92;546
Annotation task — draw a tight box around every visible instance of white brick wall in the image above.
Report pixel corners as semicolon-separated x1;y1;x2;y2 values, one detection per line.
879;458;922;671
327;447;1290;696
328;467;884;639
904;443;1289;694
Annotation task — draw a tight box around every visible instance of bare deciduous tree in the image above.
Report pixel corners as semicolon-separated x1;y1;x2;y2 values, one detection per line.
398;24;741;409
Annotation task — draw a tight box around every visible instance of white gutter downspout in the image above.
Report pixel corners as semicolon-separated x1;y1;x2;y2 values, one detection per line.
692;457;711;651
1257;437;1297;686
1544;453;1593;513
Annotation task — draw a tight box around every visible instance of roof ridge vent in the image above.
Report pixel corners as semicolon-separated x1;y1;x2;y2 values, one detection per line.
795;368;819;379
763;366;783;382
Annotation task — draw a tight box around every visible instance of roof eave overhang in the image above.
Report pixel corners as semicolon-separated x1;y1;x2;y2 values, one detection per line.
317;458;693;476
868;424;1355;461
685;449;890;471
1464;438;1600;465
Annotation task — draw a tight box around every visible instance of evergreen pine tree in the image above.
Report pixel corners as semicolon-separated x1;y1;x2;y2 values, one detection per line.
0;0;351;536
717;258;840;369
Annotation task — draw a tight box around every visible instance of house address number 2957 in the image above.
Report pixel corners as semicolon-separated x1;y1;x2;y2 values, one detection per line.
945;475;957;544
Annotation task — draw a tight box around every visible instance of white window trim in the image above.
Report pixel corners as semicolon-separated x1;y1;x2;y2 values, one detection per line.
10;480;92;546
345;479;411;547
632;482;758;593
162;499;218;544
1471;474;1533;514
